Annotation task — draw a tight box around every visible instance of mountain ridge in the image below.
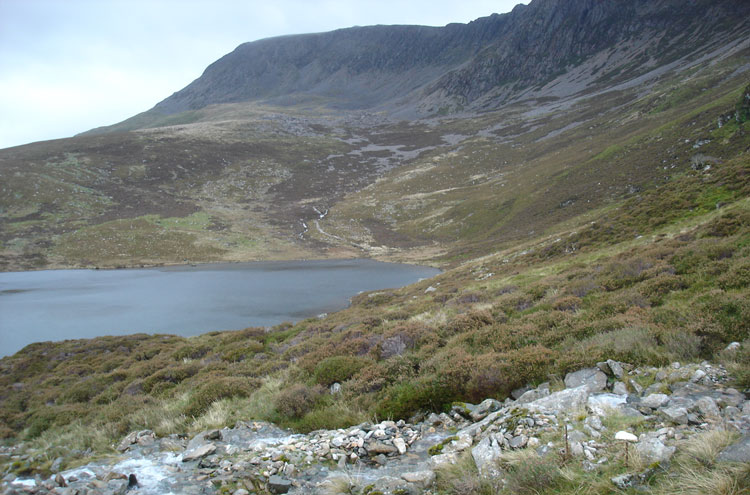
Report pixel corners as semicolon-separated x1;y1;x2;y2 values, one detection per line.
85;0;750;134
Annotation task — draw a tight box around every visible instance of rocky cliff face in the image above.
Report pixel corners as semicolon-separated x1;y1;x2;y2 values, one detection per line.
147;0;749;119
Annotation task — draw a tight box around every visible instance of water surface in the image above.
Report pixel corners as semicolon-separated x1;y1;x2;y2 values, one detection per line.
0;259;439;357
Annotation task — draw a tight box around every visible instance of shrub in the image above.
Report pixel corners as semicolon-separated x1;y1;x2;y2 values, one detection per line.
184;377;256;418
552;295;582;312
172;344;211;361
274;384;325;419
443;310;493;335
718;261;750;290
142;363;199;393
221;341;264;362
313;355;369;386
375;379;457;420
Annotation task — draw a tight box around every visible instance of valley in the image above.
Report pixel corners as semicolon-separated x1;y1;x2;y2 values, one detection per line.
1;0;750;493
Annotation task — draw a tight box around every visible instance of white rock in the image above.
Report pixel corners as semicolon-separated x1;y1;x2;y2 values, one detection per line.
526;386;590;414
588;394;627;416
615;431;638;443
471;436;503;478
393;437;407;455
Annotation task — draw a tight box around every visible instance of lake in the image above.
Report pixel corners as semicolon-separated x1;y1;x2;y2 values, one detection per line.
0;259;440;357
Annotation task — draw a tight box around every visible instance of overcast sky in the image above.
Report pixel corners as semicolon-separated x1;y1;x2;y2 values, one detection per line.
0;0;527;150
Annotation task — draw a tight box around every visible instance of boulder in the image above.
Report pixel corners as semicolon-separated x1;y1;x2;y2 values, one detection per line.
588;393;627;416
612;382;628;395
606;360;625;379
267;475;292;494
641;393;670;409
430;452;458;468
471;436;503;478
470;398;502;422
695;396;721;418
564;368;608;392
401;470;436;489
517;384;550;404
526;385;590;414
717;435;750;463
182;443;216;462
636;436;676;463
660;406;688;425
393;437;407;455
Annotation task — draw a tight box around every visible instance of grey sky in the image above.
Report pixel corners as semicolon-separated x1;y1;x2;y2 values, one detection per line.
0;0;527;150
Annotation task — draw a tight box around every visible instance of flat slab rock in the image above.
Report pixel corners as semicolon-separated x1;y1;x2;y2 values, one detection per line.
182;443;216;462
564;368;608;392
717;435;750;463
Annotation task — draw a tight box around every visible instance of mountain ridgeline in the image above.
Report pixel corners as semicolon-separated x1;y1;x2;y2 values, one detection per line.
98;0;750;131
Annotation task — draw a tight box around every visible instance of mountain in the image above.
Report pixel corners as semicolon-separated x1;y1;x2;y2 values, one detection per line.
88;0;750;132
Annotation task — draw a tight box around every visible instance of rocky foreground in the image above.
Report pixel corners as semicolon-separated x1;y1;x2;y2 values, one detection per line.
3;356;749;495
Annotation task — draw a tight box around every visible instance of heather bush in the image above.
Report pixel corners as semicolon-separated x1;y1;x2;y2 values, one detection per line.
274;383;325;419
313;355;369;386
142;363;200;393
443;309;494;335
184;377;257;418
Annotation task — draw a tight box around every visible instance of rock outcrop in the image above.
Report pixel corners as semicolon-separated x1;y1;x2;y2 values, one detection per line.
4;360;748;494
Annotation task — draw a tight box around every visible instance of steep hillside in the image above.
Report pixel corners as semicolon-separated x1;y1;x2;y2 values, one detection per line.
87;0;750;132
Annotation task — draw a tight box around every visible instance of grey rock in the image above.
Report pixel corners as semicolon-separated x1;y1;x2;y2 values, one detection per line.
695;396;721;418
431;452;458;468
612;381;628;395
234;490;250;495
401;470;436;488
511;386;531;400
509;435;528;449
641;393;670;409
717;435;750;463
588;393;627;415
182;443;216;462
267;475;292;494
106;479;128;495
620;406;645;418
204;429;221;440
526;385;590;414
628;379;644;396
565;368;608;392
517;384;550;404
470;398;502;422
472;436;503;478
636;436;676;463
606;359;625;379
585;415;603;431
724;406;742;419
660;406;688;425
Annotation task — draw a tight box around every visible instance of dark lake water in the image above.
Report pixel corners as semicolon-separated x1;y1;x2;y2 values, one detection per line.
0;259;440;357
